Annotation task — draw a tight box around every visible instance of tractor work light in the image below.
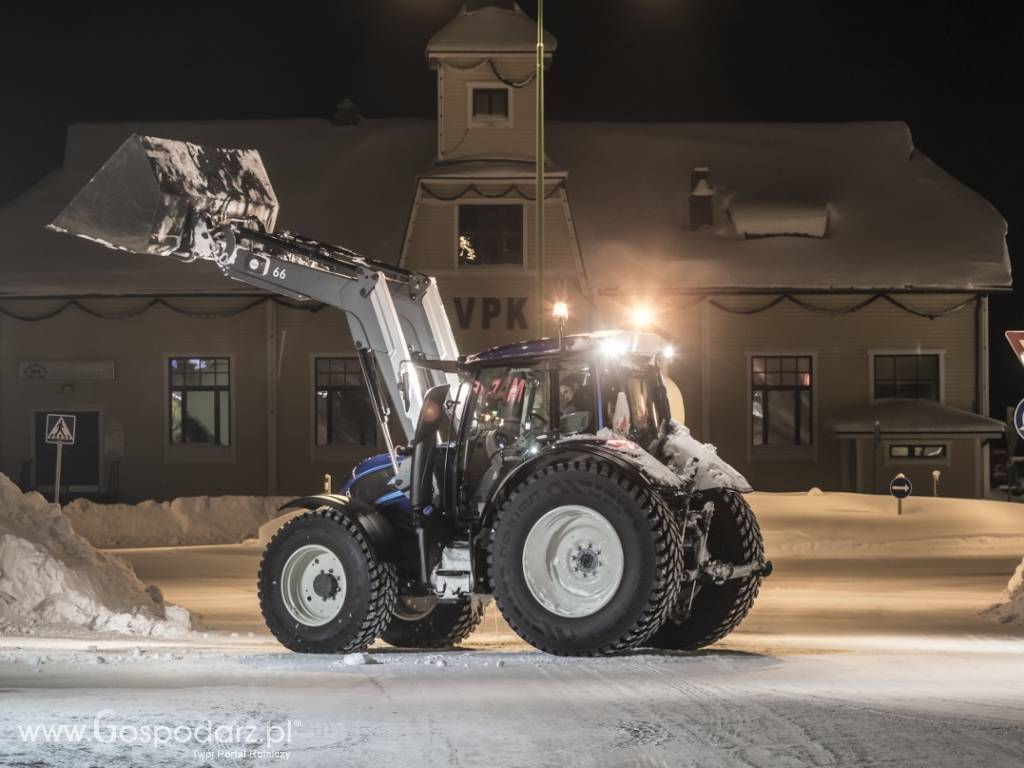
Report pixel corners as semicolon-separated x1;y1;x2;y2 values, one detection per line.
631;305;653;328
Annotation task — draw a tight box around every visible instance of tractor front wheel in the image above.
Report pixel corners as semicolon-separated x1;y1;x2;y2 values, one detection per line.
258;509;396;654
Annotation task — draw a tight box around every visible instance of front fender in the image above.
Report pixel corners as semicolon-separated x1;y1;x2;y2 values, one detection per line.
262;493;400;561
658;421;752;493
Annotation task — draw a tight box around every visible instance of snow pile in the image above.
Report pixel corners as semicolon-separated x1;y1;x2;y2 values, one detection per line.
65;494;290;548
750;491;1024;559
984;558;1024;626
0;473;191;637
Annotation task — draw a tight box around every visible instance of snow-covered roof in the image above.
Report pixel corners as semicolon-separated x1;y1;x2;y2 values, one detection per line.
547;121;1011;293
427;2;556;57
828;399;1005;438
0;119;1010;296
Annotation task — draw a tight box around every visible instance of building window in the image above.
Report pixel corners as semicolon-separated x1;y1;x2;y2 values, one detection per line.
751;355;813;447
889;444;948;460
873;353;940;400
315;357;376;446
458;204;524;267
471;87;510;123
169;357;230;446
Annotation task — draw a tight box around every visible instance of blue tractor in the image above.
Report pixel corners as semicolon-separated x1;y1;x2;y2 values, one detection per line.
52;135;771;656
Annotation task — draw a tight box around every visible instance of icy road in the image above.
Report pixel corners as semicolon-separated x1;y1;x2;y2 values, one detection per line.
2;490;1024;767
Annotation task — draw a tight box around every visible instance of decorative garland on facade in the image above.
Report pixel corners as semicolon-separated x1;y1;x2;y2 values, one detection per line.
420;180;565;202
0;291;977;324
0;295;326;323
439;58;536;88
706;293;977;320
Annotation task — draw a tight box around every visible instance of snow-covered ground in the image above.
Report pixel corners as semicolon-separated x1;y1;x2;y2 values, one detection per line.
1;487;1023;766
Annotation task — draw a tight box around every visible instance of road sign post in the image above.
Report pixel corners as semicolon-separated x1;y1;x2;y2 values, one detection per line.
889;472;912;516
44;413;76;505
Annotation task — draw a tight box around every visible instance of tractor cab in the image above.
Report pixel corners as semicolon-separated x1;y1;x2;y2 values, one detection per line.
449;331;677;517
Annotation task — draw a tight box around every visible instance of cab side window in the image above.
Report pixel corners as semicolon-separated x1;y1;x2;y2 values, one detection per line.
558;364;595;435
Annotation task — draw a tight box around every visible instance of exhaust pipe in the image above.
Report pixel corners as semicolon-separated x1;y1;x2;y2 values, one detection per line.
47;133;278;259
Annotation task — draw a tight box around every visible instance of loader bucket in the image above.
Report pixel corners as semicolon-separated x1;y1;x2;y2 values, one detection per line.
48;134;278;257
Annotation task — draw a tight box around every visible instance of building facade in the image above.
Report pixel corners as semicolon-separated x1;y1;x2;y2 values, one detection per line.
0;2;1011;501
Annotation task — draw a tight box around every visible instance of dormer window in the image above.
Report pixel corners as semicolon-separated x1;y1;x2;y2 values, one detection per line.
469;85;512;126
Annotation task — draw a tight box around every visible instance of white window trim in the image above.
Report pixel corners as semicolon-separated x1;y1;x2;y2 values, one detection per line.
466;82;513;128
453;200;528;271
884;440;952;468
746;350;819;463
309;353;383;462
868;348;946;404
164;354;236;464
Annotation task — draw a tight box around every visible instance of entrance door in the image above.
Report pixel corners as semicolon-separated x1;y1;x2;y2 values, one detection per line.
34;410;100;493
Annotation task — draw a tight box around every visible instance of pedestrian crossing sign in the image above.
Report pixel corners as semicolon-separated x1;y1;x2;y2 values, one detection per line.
45;413;76;445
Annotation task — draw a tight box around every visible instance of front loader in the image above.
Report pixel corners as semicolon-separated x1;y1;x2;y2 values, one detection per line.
51;134;771;656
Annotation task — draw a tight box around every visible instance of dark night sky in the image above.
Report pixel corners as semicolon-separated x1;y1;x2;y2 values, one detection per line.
3;0;1023;414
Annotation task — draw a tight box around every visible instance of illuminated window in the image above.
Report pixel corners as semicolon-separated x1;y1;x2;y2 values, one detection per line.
873;353;940;400
315;357;376;446
458;204;523;266
751;355;813;447
169;357;230;446
889;444;947;460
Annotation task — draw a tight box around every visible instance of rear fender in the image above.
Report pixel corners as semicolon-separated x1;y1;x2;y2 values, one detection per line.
267;494;400;561
656;422;753;494
480;442;653;532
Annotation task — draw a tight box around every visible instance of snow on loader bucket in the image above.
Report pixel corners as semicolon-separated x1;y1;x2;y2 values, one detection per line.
48;133;277;258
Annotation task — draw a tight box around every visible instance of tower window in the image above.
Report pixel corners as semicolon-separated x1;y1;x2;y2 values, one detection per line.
458;204;524;266
471;86;511;124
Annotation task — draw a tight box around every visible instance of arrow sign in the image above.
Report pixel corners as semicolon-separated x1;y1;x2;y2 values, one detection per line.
1006;331;1024;367
890;474;912;499
44;413;76;445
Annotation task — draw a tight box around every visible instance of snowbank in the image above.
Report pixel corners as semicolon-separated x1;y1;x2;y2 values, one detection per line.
749;490;1024;559
65;495;290;548
984;558;1024;627
0;474;191;637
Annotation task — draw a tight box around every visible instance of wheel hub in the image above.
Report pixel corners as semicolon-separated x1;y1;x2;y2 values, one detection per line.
521;505;625;618
313;571;340;599
280;544;347;626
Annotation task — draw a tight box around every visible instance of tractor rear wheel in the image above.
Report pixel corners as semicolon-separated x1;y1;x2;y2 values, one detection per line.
488;458;682;656
648;489;763;651
381;596;487;649
258;509;396;654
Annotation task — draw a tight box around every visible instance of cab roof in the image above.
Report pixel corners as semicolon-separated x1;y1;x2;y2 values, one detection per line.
463;330;668;364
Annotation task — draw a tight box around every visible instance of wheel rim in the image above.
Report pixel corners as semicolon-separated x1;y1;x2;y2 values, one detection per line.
280;544;347;626
521;505;625;618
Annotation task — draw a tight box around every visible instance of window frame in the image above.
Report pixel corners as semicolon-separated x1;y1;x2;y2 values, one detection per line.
312;355;379;449
309;353;382;461
164;354;235;463
868;349;945;404
453;200;527;270
467;82;513;128
885;441;952;467
746;351;818;461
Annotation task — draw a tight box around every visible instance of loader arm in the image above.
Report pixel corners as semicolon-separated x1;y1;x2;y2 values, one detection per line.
47;134;459;445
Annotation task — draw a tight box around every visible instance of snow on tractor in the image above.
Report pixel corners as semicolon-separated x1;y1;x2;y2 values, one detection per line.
51;135;771;656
